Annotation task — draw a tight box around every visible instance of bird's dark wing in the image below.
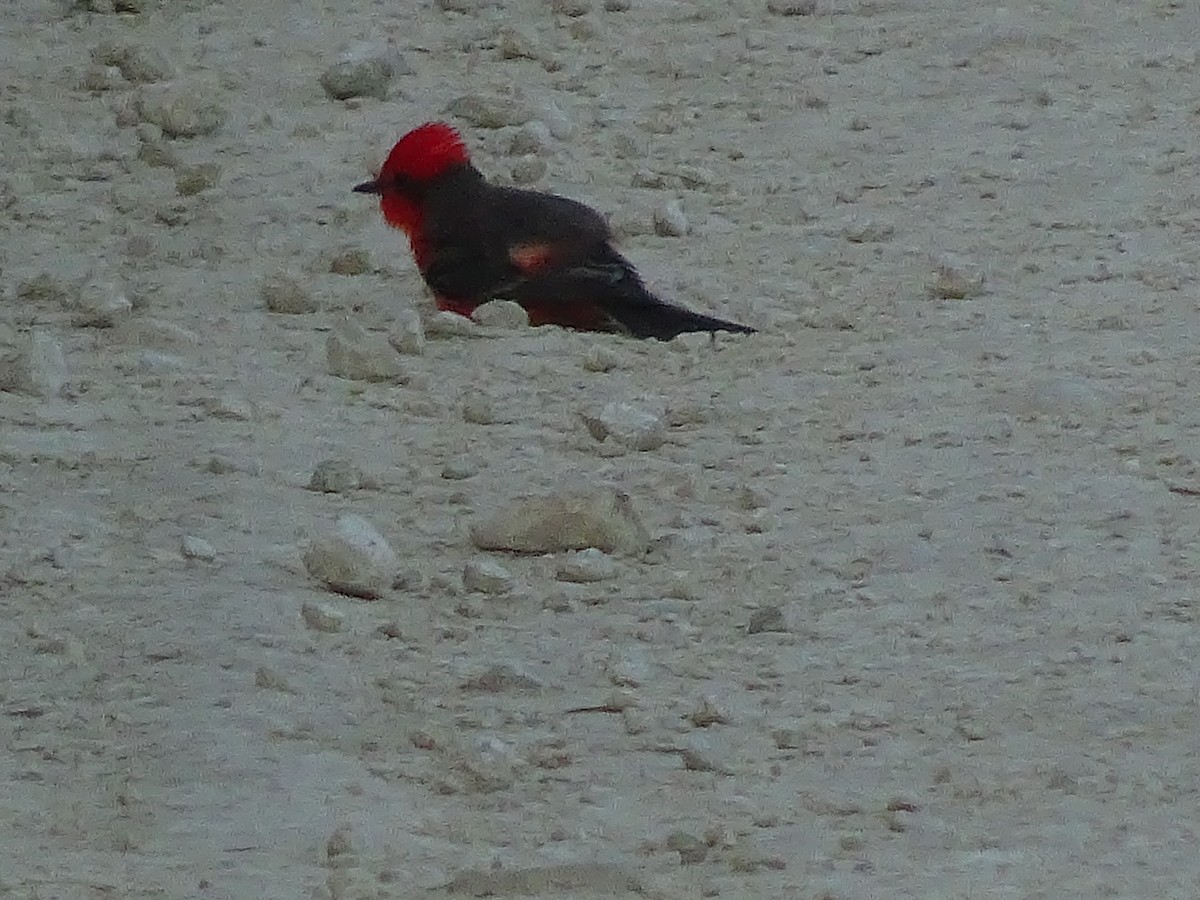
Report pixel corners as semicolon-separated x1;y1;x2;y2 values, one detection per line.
419;240;516;301
495;244;755;340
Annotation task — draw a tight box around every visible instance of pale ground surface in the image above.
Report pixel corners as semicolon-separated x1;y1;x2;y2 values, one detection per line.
3;0;1200;897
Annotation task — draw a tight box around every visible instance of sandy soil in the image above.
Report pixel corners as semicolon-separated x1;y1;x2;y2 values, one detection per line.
4;0;1200;897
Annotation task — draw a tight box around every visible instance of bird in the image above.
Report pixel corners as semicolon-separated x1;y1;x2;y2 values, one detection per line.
353;121;755;340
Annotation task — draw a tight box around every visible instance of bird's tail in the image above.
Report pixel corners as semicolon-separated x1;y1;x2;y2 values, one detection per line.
614;298;756;341
498;251;755;341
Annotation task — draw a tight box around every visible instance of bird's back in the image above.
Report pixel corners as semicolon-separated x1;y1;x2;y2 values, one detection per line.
422;166;612;265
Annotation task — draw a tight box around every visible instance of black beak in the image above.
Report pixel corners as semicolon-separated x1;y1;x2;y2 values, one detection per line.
353;180;380;194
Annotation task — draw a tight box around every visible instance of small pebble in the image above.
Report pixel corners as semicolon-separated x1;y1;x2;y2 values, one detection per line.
556;548;617;582
567;15;601;40
688;697;728;727
308;459;363;493
199;394;255;421
319;58;395;101
508;121;553;155
469;489;651;555
462;396;498;424
329;248;371;275
72;274;132;327
463;559;516;594
497;26;540;60
927;263;985;299
612;132;647;160
301;600;346;633
326;826;355;864
772;728;803;749
675;165;716;188
843;219;895;243
387;308;426;354
471;300;529;329
424;310;481;338
747;606;788;634
441;457;479;480
460;667;542;696
92;41;173;82
632;169;667;189
582;401;666;451
653;200;689;237
254;666;290;691
326;319;409;383
445;94;531;128
175;163;221;196
303;514;399;600
134;82;227;138
665;832;708;865
180;535;216;561
261;273;319;314
17;274;71;306
669;331;711;353
767;0;816;14
582;345;620;372
136;134;180;168
510;156;547;184
538;102;575;139
679;746;732;774
0;330;67;398
549;0;591;14
80;65;124;91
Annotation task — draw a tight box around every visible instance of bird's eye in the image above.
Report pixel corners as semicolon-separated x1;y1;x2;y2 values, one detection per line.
390;173;422;196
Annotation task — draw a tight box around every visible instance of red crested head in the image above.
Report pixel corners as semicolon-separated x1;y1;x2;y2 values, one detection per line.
380;121;470;183
354;122;472;254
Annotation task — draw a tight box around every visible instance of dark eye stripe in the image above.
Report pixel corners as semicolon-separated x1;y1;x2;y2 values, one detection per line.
389;173;425;197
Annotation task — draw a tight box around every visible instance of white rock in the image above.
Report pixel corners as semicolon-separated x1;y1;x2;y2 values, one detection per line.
549;0;591;15
462;396;499;424
261;273;319;313
445;94;531;128
0;330;67;398
72;275;131;327
80;65;124;91
768;0;817;14
308;459;363;493
497;25;541;60
927;260;986;299
463;558;516;594
508;121;553;155
582;345;621;372
301;601;346;633
326;318;408;382
582;401;667;451
320;59;391;101
303;514;398;599
387;308;425;354
556;547;617;582
653;199;689;237
423;310;481;338
180;535;216;561
567;15;600;39
92;41;173;83
510;156;547;184
469;489;651;556
670;331;711;353
125;350;186;375
471;300;530;329
134;81;227;138
200;394;256;421
538;101;575;140
115;317;200;347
